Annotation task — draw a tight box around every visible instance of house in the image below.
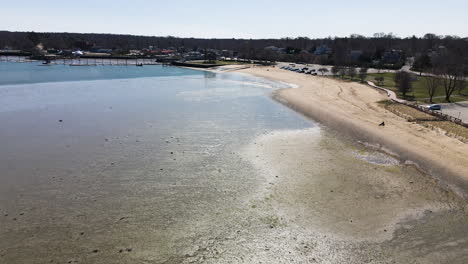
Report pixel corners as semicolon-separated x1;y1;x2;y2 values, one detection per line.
221;50;234;57
160;49;175;55
350;50;363;62
381;49;403;64
89;48;113;54
184;51;204;60
129;50;143;56
72;50;84;56
264;46;286;54
314;45;332;55
47;49;60;54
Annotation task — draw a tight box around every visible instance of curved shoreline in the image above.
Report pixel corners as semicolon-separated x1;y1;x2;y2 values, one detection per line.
238;66;468;200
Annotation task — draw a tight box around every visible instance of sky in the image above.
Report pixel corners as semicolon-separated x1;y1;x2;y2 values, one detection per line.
1;0;467;39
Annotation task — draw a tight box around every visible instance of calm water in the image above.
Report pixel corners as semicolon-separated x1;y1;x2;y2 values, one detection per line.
0;60;199;85
0;62;466;264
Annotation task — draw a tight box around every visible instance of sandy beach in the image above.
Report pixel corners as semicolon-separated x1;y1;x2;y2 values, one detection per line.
239;66;468;200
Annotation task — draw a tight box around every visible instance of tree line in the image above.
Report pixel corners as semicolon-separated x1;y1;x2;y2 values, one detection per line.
1;31;467;66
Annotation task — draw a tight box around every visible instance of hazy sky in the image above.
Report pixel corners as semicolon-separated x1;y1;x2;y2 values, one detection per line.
1;0;467;39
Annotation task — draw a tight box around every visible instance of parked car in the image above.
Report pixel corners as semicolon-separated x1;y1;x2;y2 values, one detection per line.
428;104;442;110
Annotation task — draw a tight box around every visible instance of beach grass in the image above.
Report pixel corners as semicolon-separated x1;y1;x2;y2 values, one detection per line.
379;100;468;141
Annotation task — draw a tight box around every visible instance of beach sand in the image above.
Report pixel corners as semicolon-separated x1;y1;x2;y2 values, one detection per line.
239;66;468;200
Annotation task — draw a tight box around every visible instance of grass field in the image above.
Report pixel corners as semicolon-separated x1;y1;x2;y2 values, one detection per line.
366;72;468;103
187;60;250;65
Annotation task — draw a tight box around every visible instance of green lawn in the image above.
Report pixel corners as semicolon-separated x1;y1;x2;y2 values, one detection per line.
366;72;468;103
216;60;251;65
186;60;250;65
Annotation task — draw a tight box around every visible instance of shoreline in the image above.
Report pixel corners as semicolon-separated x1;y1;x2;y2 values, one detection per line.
235;66;468;200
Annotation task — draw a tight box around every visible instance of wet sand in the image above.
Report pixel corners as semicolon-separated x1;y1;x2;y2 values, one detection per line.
239;66;468;200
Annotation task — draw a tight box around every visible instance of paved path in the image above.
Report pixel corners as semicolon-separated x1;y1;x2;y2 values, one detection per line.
367;81;468;123
366;81;406;103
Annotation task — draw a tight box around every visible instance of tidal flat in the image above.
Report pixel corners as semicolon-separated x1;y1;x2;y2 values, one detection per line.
0;62;466;263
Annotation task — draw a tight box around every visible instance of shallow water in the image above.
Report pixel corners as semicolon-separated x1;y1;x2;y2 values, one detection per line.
0;62;466;263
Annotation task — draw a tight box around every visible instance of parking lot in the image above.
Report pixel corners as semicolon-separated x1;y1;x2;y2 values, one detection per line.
439;101;468;123
276;62;334;76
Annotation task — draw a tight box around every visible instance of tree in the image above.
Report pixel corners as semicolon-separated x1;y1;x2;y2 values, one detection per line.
412;54;431;75
318;68;329;76
347;67;357;80
433;52;466;102
394;71;412;98
26;31;41;46
338;67;347;79
358;67;368;82
440;69;465;102
456;79;466;95
374;76;384;86
331;66;340;76
423;75;441;103
204;50;217;63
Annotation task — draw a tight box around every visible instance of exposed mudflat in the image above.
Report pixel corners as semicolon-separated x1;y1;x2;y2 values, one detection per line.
225;128;467;263
0;64;467;263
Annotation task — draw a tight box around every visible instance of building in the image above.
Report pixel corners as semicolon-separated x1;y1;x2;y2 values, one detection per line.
264;46;286;54
314;45;332;55
184;51;204;60
381;49;403;64
350;50;363;62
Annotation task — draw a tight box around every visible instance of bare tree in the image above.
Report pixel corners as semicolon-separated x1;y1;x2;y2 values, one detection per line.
358;67;368;82
456;79;466;95
423;75;441;103
347;67;357;80
204;50;217;63
439;68;465;102
433;52;466;102
331;66;340;76
374;76;384;86
395;71;412;98
338;67;347;79
318;67;329;76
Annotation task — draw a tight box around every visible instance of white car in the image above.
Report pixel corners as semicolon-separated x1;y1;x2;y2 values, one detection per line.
426;104;441;110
